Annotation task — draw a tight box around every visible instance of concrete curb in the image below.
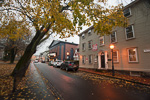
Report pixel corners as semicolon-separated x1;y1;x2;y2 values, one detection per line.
79;69;150;87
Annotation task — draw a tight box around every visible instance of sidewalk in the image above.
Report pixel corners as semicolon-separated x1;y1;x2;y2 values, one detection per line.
79;68;150;86
0;61;57;100
26;63;57;99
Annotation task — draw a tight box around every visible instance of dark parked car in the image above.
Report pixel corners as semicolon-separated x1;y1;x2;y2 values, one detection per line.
41;60;45;63
60;61;79;72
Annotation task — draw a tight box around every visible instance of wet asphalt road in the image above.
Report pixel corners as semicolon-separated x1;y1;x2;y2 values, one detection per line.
34;63;150;100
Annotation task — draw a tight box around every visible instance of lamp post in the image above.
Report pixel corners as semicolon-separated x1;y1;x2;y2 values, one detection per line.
110;44;115;76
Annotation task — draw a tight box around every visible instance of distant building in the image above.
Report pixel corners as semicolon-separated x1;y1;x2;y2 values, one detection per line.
31;55;39;61
73;48;79;61
78;0;150;76
0;44;4;60
40;50;49;62
48;40;78;61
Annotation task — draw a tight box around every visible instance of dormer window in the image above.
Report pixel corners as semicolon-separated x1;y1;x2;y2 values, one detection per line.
82;34;85;39
88;30;92;35
123;8;131;17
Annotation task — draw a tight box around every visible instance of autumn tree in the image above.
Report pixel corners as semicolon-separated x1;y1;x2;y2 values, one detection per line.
0;0;127;92
1;36;31;63
0;18;31;63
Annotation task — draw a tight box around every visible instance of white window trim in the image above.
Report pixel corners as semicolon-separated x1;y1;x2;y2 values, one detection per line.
88;29;92;35
112;50;119;62
82;43;86;51
82;55;86;64
82;34;85;39
127;48;138;62
124;8;132;17
110;31;117;43
125;25;135;40
89;55;92;64
88;40;92;49
100;36;105;46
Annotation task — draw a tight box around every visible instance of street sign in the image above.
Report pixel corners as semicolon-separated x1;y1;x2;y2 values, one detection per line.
92;44;98;51
144;49;150;53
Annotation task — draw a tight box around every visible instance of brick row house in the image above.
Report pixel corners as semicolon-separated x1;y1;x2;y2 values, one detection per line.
48;40;78;61
78;0;150;75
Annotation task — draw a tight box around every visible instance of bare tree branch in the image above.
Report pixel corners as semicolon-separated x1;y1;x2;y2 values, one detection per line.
0;8;34;23
38;32;53;45
40;25;45;31
16;0;33;20
59;4;70;13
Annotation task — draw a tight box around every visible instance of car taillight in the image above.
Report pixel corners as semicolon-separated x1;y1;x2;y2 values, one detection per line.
69;64;72;66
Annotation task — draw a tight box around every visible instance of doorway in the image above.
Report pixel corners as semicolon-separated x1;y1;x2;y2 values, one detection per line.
101;52;105;68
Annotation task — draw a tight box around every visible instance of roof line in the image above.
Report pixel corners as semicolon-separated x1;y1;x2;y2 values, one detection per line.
78;25;94;36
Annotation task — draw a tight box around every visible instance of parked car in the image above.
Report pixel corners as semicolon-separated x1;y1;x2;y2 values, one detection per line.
48;61;53;66
60;61;79;72
53;60;63;68
34;59;38;63
41;60;45;63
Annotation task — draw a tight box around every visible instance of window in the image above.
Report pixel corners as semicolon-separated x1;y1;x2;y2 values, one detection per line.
125;25;135;39
89;55;92;64
88;40;92;49
82;56;85;64
112;51;119;62
82;34;85;39
128;48;138;62
88;30;92;35
100;36;104;46
123;8;131;17
76;48;79;52
82;43;86;51
111;31;117;43
0;0;4;3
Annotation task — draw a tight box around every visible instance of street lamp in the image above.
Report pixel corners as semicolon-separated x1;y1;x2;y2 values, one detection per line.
67;52;70;60
67;52;69;56
110;44;115;76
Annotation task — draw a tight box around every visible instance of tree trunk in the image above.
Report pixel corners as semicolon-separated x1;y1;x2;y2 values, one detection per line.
11;30;44;92
10;47;17;64
11;30;43;77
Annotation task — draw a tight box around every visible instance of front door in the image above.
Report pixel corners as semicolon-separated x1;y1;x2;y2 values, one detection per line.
101;52;105;68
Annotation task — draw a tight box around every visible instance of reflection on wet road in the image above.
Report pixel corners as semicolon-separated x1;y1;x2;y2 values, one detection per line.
35;63;150;100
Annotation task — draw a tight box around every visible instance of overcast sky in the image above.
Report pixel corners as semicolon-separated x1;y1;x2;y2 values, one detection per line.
34;0;133;55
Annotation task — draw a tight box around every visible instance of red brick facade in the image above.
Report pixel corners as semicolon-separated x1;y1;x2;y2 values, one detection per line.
49;40;78;61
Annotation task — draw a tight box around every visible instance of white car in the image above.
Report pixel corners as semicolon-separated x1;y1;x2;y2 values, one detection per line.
34;59;38;63
53;60;63;67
